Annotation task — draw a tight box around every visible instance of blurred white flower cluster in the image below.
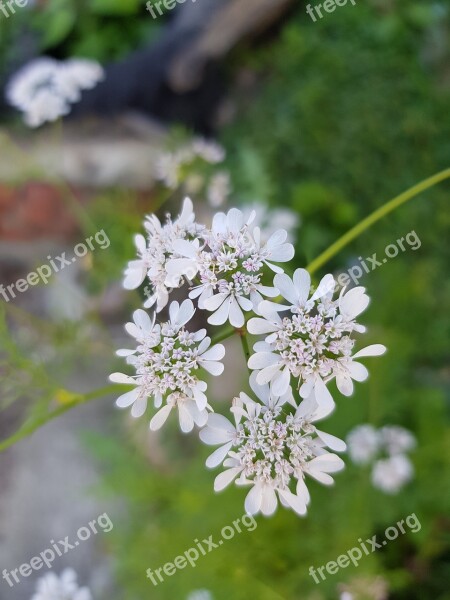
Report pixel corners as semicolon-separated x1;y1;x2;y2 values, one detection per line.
346;424;416;494
31;569;91;600
6;57;104;127
112;198;386;517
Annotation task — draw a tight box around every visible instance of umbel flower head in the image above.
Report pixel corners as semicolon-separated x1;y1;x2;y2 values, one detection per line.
110;300;225;433
248;268;386;411
31;568;92;600
115;198;388;518
200;374;346;516
6;57;104;127
127;198;295;326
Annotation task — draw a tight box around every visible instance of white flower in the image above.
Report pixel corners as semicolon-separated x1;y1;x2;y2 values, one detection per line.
110;300;225;433
6;57;103;128
371;454;414;494
346;424;380;465
248;268;386;409
207;171;231;208
156;138;225;189
167;207;293;327
379;425;416;455
243;203;300;243
123;197;202;312
200;383;345;517
55;59;104;102
31;568;91;600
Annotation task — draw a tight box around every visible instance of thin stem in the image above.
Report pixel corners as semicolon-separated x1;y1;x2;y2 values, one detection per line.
238;327;252;373
0;384;119;452
211;326;236;344
307;168;450;274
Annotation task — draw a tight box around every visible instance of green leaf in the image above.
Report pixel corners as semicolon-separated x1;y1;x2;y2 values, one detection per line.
91;0;142;16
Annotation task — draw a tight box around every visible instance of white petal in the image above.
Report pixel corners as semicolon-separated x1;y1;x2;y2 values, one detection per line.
257;362;282;385
278;488;307;516
336;373;354;396
204;292;228;311
201;361;225;376
133;308;152;332
123;267;146;290
271;366;291;397
214;467;241;492
247;318;280;335
229;297;245;327
174;299;195;328
268;243;295;263
340;286;370;318
260;485;278;516
172;238;198;258
244;484;263;515
316;430;347;452
131;395;148;418
248;352;278;370
206;442;233;468
353;344;387;358
115;388;139;408
314;377;335;415
266;229;287;249
178;404;195;433
150;405;173;431
200;344;226;362
207;299;231;326
236;295;253;312
274;273;298;304
293;269;311;306
109;372;135;385
310;274;335;302
348;361;369;382
227;208;244;233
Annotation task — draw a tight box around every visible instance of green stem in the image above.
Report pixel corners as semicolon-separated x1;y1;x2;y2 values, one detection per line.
238;328;252;373
0;384;119;452
211;326;236;344
307;168;450;274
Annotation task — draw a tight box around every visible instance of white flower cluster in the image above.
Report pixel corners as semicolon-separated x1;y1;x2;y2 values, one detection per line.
156;138;226;190
111;300;225;433
113;199;387;517
6;57;104;127
124;198;294;326
201;375;345;516
346;424;416;494
31;569;91;600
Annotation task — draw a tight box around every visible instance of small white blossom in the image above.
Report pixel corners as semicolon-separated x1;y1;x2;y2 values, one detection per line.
123;197;203;312
167;207;294;327
200;376;345;517
110;300;225;433
379;425;416;455
31;569;91;600
248;268;386;410
371;454;414;494
346;424;380;465
6;57;104;127
156;138;225;189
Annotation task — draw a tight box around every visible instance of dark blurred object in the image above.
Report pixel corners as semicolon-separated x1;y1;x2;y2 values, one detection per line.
71;0;294;133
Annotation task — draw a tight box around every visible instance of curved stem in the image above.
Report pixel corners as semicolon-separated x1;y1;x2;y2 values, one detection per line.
307;168;450;274
0;384;118;452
